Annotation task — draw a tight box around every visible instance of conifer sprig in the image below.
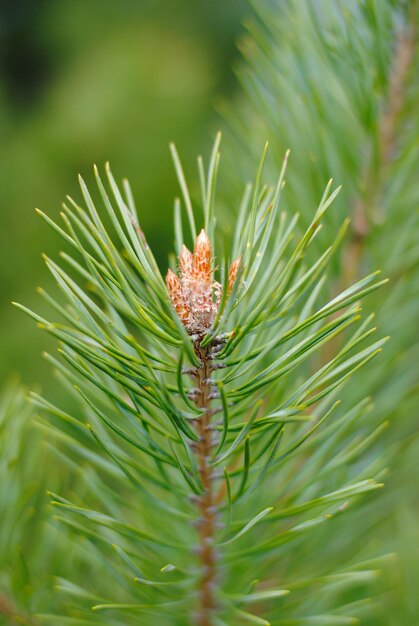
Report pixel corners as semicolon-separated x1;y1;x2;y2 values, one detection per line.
16;137;387;625
223;2;419;620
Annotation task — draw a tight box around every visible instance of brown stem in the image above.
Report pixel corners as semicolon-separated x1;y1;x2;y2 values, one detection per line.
307;5;417;378
193;341;217;626
344;5;416;285
319;6;417;368
0;593;37;626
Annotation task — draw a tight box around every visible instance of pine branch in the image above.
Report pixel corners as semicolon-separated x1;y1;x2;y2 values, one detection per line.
222;1;419;622
345;0;417;284
194;342;217;626
15;135;387;625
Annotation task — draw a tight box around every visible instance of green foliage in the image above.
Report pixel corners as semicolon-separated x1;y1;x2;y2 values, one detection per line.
3;1;417;625
0;382;142;625
221;0;419;623
0;383;68;623
0;383;45;622
15;135;389;625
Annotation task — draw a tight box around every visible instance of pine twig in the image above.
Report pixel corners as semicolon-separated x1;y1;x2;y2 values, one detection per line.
345;3;416;285
194;341;218;626
0;593;37;626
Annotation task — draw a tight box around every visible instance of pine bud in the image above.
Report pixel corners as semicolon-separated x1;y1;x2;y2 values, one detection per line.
228;256;241;294
166;269;190;326
179;245;193;277
166;230;241;334
193;229;212;283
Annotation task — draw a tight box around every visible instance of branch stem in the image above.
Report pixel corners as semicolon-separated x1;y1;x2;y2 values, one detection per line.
194;341;217;626
0;593;37;626
344;5;416;284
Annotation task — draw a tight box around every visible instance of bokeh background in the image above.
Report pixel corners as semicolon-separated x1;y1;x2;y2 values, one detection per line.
0;0;248;388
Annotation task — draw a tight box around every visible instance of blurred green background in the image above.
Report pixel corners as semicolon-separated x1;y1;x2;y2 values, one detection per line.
0;0;248;388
